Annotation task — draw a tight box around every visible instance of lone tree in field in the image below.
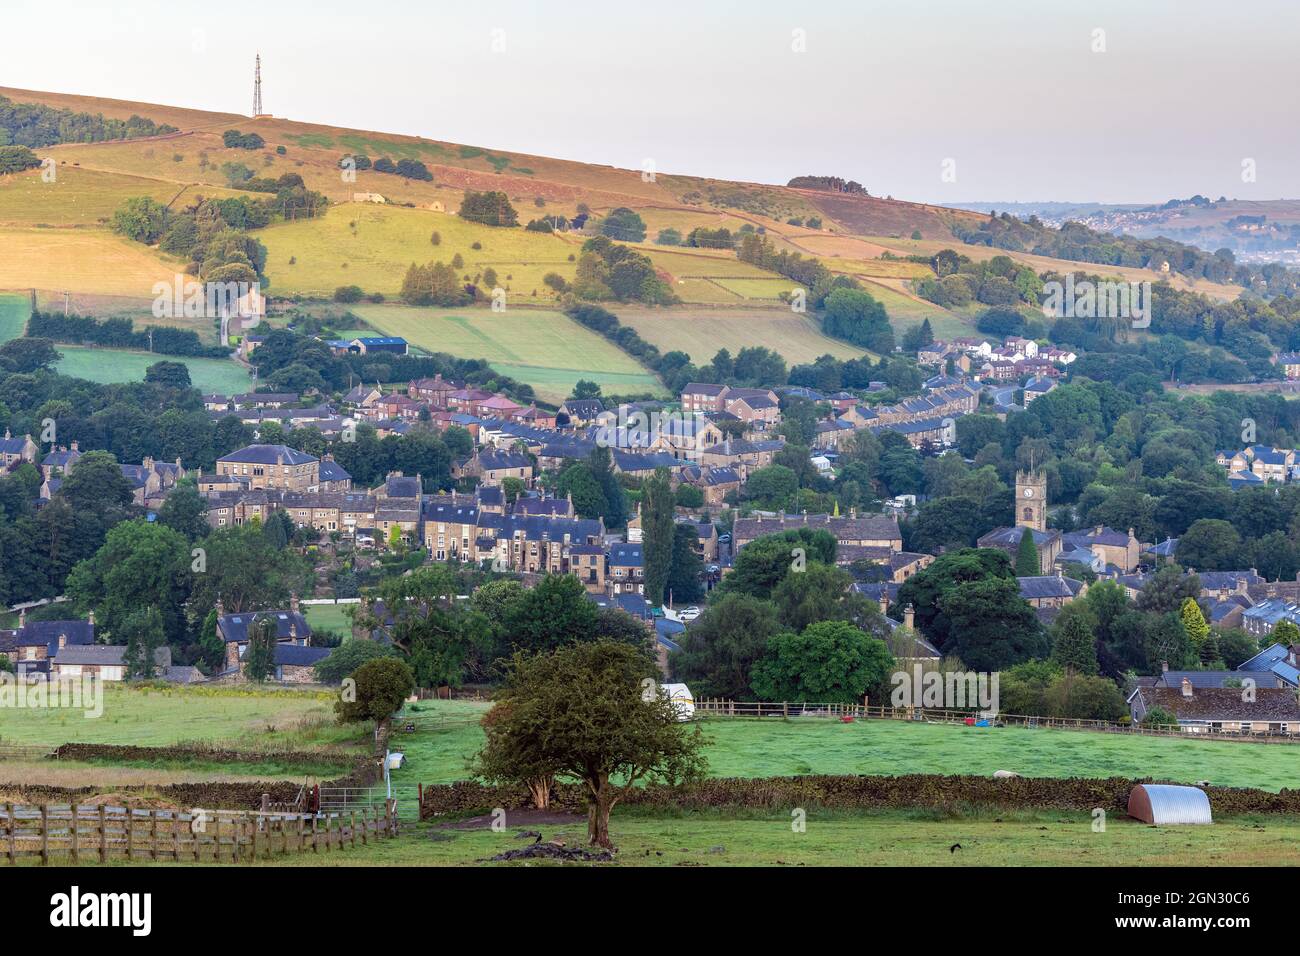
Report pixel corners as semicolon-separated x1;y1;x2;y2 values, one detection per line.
473;641;706;848
335;657;416;746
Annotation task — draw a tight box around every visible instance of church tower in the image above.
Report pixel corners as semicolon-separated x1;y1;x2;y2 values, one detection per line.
1015;469;1047;532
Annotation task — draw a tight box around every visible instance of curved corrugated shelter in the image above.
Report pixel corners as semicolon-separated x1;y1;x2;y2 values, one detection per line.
1127;784;1213;825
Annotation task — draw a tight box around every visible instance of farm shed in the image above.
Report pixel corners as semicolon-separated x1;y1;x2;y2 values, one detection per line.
1127;784;1212;825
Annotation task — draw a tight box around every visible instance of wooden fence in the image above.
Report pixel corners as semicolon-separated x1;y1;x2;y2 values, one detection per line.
0;801;398;865
691;699;1300;743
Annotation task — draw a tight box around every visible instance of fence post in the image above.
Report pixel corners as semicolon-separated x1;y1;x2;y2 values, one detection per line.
99;806;106;863
150;809;158;861
70;805;79;864
173;811;180;862
5;802;13;865
40;804;48;866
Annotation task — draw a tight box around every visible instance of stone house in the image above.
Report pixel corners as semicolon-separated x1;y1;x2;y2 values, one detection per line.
0;431;38;473
216;444;321;492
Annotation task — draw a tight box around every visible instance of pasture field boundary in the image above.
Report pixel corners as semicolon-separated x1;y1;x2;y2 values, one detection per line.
692;700;1300;743
0;800;397;865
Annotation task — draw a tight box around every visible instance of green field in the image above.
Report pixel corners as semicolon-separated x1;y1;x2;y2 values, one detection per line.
0;685;334;749
12;690;1297;795
303;603;356;635
11;690;1300;866
228;808;1300;867
55;345;251;393
617;306;871;367
259;204;579;299
399;704;1300;793
0;293;29;343
353;304;665;403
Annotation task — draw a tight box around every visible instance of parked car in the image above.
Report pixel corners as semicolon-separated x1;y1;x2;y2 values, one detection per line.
677;606;702;622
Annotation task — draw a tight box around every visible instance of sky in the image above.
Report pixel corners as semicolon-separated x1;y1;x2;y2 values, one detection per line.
4;0;1299;204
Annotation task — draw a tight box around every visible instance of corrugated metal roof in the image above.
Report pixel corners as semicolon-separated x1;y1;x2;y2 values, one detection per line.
1127;784;1212;826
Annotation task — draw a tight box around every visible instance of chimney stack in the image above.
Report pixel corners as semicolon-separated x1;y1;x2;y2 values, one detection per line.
1181;677;1194;698
290;592;300;613
903;604;915;630
1161;660;1168;673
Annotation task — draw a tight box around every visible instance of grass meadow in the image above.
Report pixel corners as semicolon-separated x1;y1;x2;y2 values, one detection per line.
0;167;187;227
0;293;29;342
54;345;251;393
616;305;870;366
231;808;1300;867
0;227;194;298
9;691;1300;866
258;204;580;299
352;304;666;402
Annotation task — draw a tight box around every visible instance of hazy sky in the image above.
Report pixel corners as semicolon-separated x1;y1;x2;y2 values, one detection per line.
5;0;1299;204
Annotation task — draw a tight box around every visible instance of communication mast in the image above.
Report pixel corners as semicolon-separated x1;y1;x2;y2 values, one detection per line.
252;53;264;117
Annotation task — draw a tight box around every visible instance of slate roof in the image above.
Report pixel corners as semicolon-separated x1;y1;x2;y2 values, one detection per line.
1243;599;1300;628
273;644;333;667
42;448;81;468
1063;527;1131;548
318;459;352;483
978;526;1060;548
218;611;312;644
1237;643;1300;688
16;620;95;655
1017;575;1084;600
218;444;317;466
1144;537;1179;557
608;543;643;568
54;645;171;667
733;512;901;544
384;475;422;498
0;435;31;455
1197;570;1262;590
478;513;604;544
478;449;531;471
586;591;653;619
423;497;480;524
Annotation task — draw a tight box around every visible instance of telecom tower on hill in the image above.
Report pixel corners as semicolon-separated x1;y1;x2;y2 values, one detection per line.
252;53;268;118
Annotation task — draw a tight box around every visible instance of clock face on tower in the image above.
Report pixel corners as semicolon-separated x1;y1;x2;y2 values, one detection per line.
1024;488;1034;498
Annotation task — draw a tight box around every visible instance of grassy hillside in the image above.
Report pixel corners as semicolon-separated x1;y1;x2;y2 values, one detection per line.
260;203;579;299
0;166;206;226
55;345;251;393
0;84;1249;365
352;304;666;403
0;226;195;298
617;306;869;367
